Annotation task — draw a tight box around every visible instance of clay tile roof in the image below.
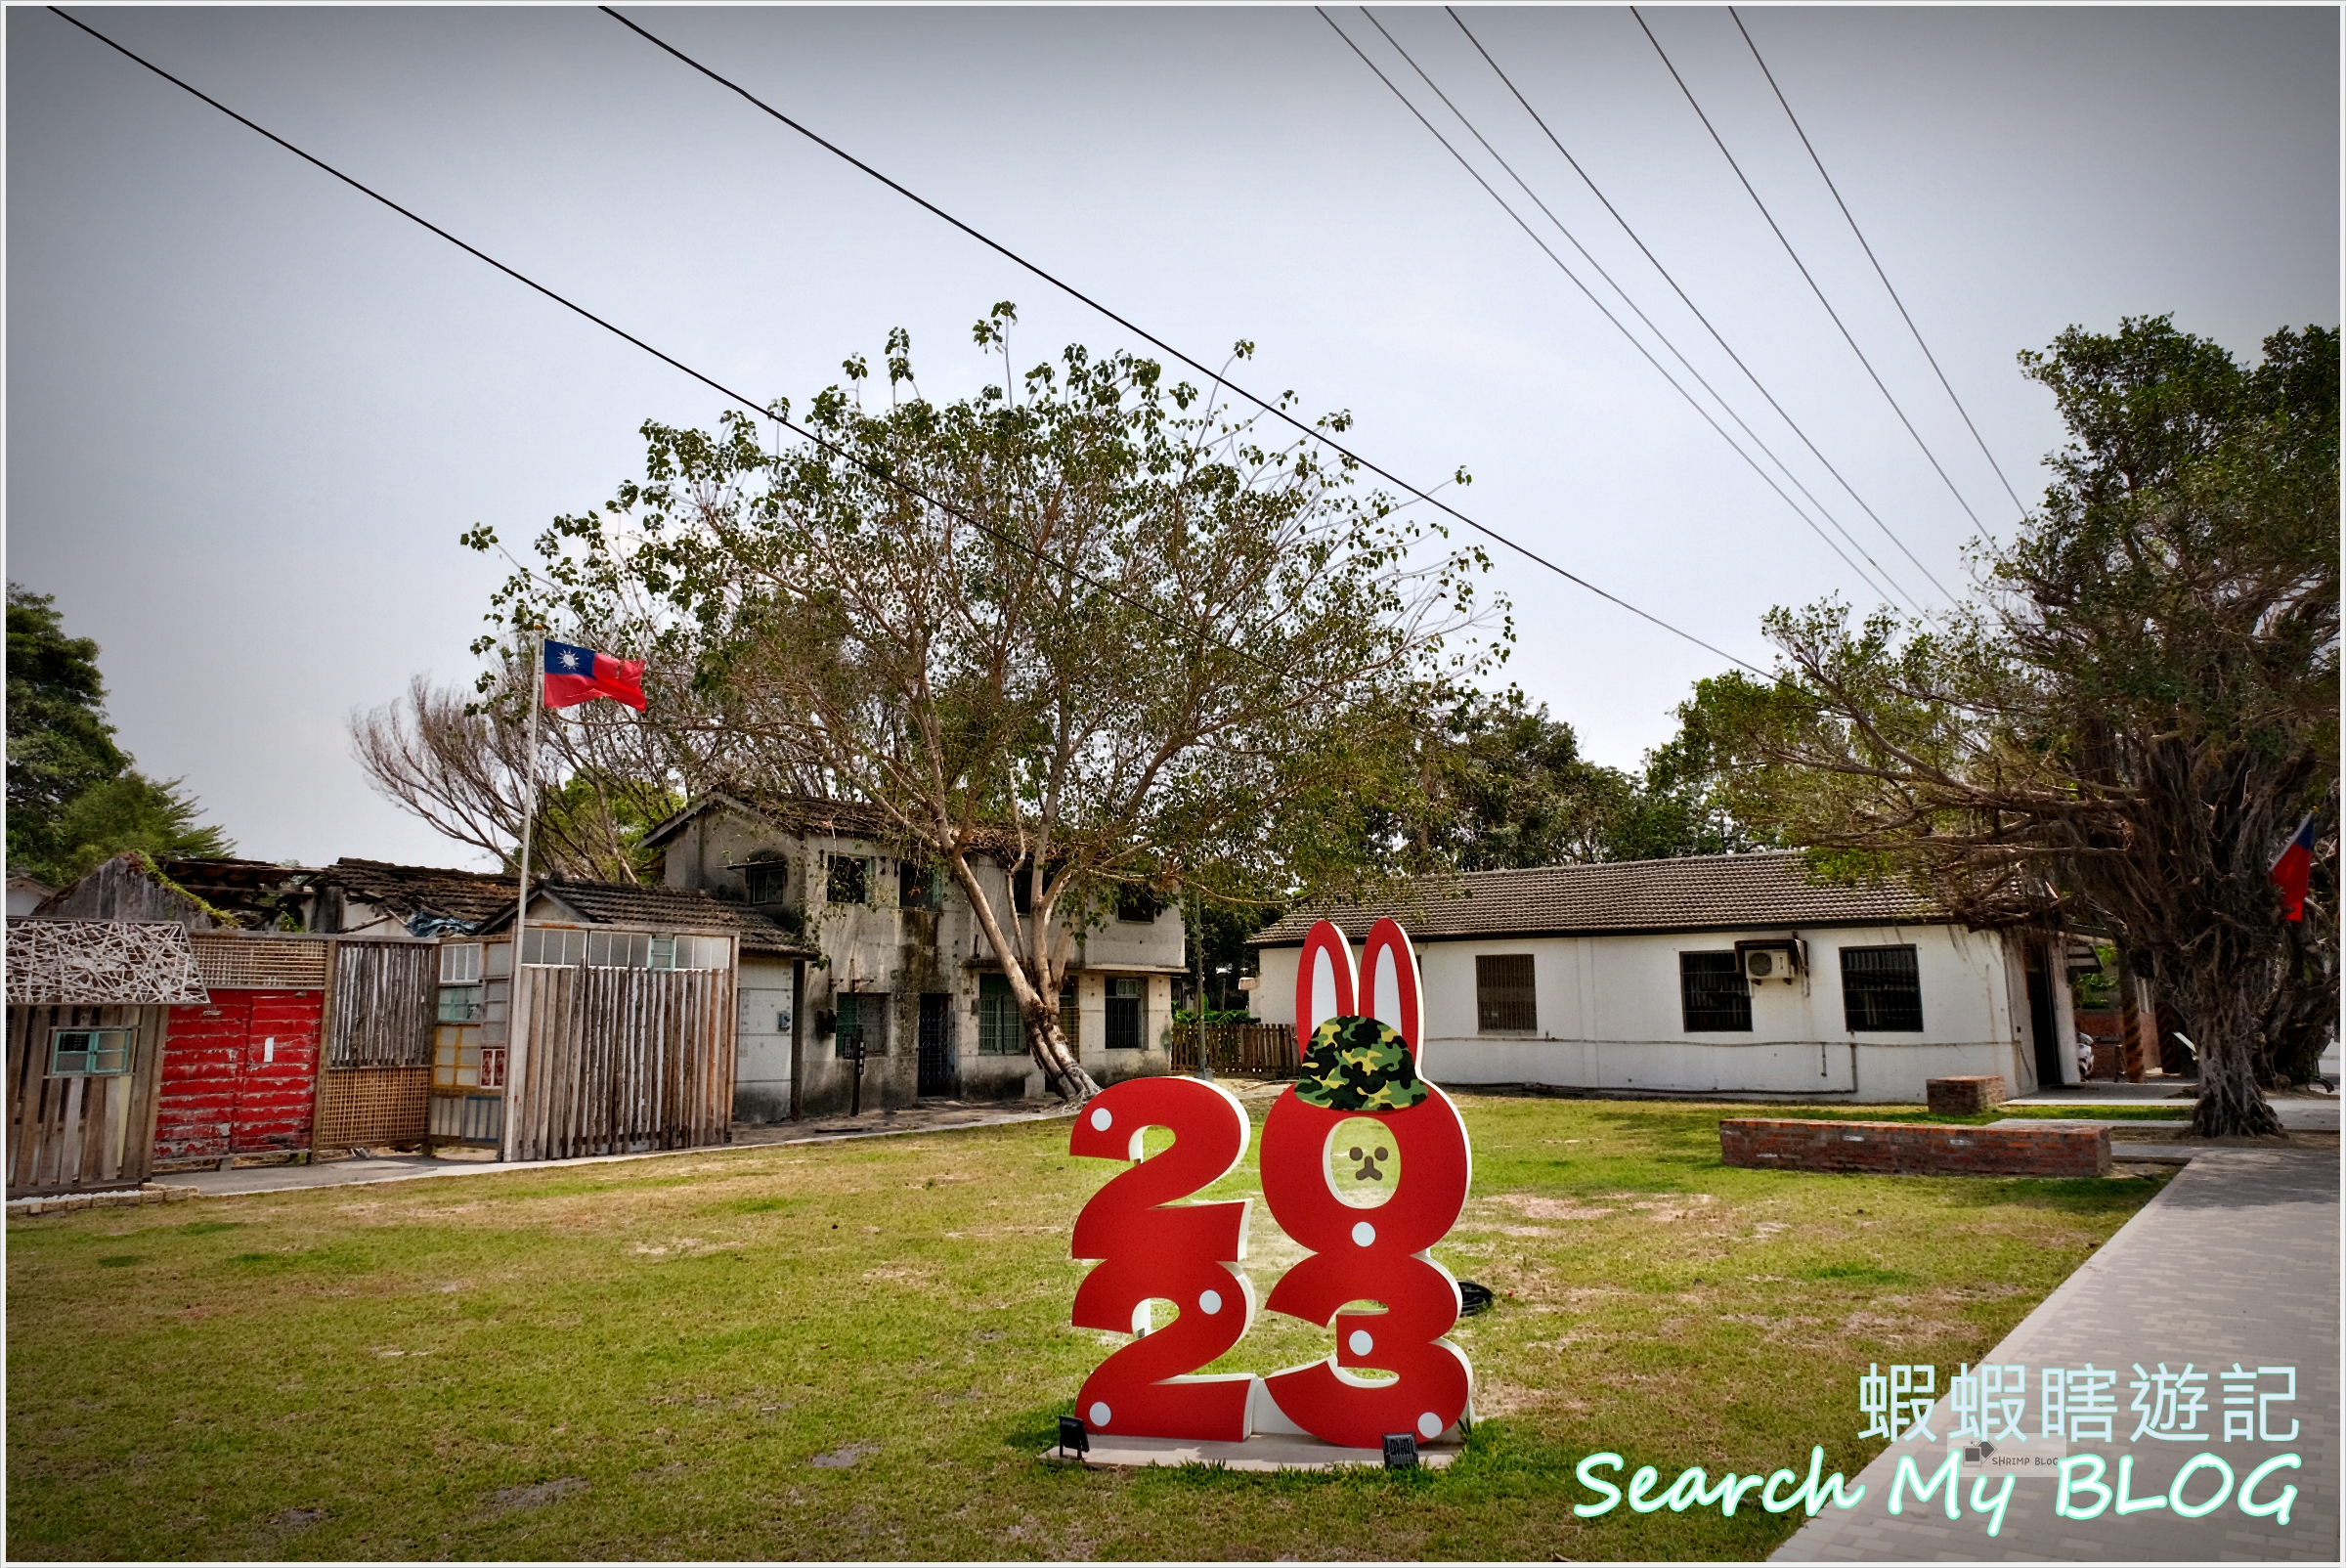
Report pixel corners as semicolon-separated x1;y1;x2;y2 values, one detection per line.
640;792;1022;856
1252;851;1938;946
504;878;815;958
324;859;522;928
324;859;814;955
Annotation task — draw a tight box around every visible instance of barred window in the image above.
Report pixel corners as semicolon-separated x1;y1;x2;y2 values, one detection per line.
1060;982;1081;1052
977;974;1022;1055
1106;976;1144;1050
49;1027;132;1076
835;992;888;1059
1476;954;1538;1033
1841;945;1924;1032
1679;952;1752;1032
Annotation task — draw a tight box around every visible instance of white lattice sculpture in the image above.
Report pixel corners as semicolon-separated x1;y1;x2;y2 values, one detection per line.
5;919;209;1006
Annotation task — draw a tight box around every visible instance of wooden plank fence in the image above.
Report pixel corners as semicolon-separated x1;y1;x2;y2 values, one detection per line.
312;939;438;1153
507;963;734;1161
328;941;436;1067
1168;1022;1299;1079
6;1003;167;1196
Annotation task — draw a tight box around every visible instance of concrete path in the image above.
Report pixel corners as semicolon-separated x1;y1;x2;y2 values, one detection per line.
1773;1143;2338;1562
2004;1084;2337;1133
158;1097;1077;1198
2007;1082;2338;1125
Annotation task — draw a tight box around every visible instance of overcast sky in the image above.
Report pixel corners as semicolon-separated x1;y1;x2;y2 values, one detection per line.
8;5;2337;872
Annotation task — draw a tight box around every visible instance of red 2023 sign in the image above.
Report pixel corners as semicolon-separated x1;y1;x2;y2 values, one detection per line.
1068;918;1473;1450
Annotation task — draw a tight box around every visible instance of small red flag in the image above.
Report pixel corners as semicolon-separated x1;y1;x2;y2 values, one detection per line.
543;639;646;712
2270;815;2318;923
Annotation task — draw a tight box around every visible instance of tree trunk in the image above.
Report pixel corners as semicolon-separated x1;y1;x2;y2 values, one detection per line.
2179;959;2286;1139
1024;998;1101;1105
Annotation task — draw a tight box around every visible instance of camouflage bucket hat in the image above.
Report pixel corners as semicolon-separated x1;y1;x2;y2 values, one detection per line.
1294;1016;1429;1112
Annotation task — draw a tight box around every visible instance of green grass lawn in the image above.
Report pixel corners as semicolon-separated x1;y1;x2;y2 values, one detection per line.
8;1093;2163;1561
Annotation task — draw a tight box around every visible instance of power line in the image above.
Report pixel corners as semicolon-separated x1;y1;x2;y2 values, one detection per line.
588;4;1770;675
1344;6;1922;615
41;6;1291;682
1332;10;1910;615
1631;7;1997;551
1315;7;1908;611
1727;6;2031;525
1442;5;1959;608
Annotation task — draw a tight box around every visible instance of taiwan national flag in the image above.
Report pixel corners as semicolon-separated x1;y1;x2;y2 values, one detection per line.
2270;814;2318;923
543;639;646;712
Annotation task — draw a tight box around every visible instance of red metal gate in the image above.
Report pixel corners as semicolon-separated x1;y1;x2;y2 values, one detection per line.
154;989;323;1166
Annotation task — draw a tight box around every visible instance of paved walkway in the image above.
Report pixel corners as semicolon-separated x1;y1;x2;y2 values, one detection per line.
157;1097;1078;1198
2007;1083;2338;1132
1774;1142;2338;1562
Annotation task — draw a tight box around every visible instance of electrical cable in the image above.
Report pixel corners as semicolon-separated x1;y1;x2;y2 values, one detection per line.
588;4;1770;674
1727;6;2031;525
1348;6;1921;615
1632;7;1996;553
41;6;1298;681
1443;5;1960;609
1315;7;1907;611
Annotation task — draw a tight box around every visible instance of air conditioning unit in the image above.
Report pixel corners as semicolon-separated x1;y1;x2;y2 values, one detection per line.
1738;938;1806;984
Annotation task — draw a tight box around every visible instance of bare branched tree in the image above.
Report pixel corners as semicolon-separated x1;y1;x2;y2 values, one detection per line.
350;645;712;883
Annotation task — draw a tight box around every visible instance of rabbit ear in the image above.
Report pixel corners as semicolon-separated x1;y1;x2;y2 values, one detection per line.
1358;917;1423;1058
1295;920;1357;1044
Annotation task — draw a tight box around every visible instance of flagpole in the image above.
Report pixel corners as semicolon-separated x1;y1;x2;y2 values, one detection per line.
500;640;543;1164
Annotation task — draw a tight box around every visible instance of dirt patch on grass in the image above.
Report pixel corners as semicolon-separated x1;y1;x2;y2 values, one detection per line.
256;1505;326;1540
1487;1195;1617;1221
489;1476;586;1511
807;1443;879;1468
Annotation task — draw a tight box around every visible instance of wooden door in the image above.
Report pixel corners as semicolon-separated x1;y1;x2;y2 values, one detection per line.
916;993;953;1097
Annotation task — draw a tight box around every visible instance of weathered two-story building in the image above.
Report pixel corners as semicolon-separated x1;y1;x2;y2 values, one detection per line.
641;795;1187;1118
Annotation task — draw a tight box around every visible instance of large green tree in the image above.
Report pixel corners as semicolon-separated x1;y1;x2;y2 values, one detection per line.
1368;683;1774;872
6;584;232;885
1696;318;2336;1137
469;309;1501;1102
1388;686;1629;870
1606;690;1779;863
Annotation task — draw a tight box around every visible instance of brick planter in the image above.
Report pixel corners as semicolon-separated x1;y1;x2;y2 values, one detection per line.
1720;1118;2109;1179
1925;1075;2008;1116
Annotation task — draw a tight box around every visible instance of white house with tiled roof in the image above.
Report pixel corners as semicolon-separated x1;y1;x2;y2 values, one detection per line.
1252;852;2079;1104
